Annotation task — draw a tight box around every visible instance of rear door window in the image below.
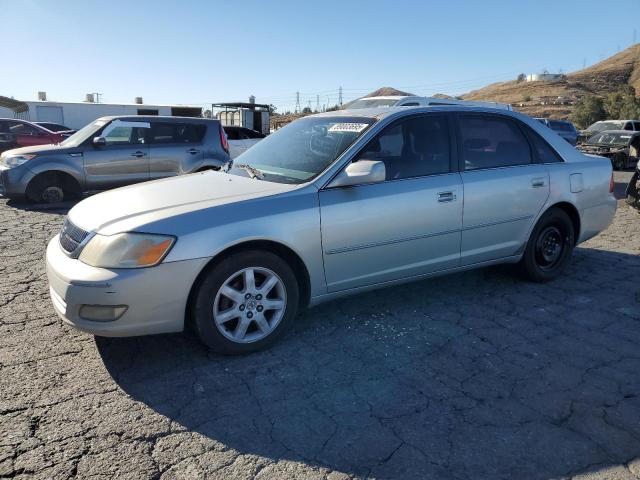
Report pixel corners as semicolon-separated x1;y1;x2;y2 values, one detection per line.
457;114;532;170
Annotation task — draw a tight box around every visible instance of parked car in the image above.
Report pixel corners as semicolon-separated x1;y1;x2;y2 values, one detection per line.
34;122;76;134
344;95;513;111
46;106;616;354
535;118;579;145
223;126;265;158
0;116;230;203
578;119;640;144
0;118;68;154
577;130;640;170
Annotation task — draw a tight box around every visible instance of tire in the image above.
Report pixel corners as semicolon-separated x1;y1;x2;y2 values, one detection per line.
192;250;299;354
26;172;80;204
519;208;575;282
613;153;627;171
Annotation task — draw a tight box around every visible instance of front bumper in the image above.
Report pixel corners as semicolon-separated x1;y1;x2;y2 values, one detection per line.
46;235;209;337
0;164;34;198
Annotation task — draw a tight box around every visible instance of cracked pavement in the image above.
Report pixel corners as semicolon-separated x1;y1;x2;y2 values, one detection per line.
1;171;640;479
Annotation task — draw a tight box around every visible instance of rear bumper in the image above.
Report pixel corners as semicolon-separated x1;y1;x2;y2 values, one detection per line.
46;235;209;337
578;196;617;244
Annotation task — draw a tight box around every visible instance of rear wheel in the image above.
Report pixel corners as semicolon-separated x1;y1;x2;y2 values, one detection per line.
519;208;575;282
192;250;299;354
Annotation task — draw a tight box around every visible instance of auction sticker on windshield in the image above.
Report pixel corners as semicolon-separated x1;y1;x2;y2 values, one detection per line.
328;123;370;133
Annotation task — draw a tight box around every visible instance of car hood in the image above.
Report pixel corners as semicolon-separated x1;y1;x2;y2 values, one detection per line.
0;143;74;158
68;171;298;235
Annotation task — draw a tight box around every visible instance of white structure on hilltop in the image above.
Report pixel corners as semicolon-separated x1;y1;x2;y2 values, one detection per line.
526;72;564;82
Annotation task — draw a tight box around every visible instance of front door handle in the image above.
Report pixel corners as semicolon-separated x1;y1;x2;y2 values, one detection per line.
187;148;200;155
531;177;546;188
131;151;146;158
437;191;456;202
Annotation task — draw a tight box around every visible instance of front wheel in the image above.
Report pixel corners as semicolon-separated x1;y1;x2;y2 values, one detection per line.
519;208;575;282
191;250;299;354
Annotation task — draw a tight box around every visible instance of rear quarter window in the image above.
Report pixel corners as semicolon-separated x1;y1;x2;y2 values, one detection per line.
150;123;206;144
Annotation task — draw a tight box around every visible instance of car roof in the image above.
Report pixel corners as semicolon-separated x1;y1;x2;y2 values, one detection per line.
96;115;218;123
311;105;526;121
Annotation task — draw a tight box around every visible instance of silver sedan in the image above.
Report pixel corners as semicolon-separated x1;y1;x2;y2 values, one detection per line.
46;106;616;354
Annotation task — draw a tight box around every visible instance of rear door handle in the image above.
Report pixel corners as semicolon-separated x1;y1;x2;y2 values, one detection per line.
437;191;456;202
531;177;546;188
131;151;146;158
187;148;200;155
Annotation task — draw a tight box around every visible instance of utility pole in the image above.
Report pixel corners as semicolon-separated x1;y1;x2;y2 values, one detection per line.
295;91;301;114
91;92;102;103
338;86;343;106
316;95;320;112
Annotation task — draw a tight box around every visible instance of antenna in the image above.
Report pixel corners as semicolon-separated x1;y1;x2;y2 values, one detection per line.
295;91;301;114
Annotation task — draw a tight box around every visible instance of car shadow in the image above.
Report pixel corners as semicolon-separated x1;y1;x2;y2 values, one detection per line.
4;198;79;214
96;247;640;479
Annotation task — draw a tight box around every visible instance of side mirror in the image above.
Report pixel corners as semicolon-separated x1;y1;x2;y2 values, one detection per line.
93;136;106;147
328;160;386;188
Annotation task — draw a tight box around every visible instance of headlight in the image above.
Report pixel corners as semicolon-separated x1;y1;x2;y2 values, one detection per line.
78;233;176;268
3;154;36;168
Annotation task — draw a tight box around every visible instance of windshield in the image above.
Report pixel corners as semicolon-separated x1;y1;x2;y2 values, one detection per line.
587;132;632;145
60;120;107;147
228;116;375;184
586;121;624;133
346;98;402;109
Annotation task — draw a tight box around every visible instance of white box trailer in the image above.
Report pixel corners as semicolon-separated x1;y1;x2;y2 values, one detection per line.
0;96;202;130
213;102;270;135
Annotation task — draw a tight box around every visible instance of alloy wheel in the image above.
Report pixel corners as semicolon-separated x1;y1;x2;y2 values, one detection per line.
213;267;287;343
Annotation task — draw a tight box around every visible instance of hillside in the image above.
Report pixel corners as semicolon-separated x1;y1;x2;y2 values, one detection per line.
462;44;640;118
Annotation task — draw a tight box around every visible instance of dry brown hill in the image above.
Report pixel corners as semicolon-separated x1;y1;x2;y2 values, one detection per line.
462;44;640;118
364;87;415;97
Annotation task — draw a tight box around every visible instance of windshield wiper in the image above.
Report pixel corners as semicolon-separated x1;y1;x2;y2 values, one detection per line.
232;163;264;179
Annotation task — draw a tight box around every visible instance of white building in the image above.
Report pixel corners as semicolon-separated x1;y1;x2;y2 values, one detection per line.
526;73;564;82
0;94;202;129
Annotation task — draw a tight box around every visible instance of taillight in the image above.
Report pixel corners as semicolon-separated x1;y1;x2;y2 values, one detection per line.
219;124;229;154
609;172;614;193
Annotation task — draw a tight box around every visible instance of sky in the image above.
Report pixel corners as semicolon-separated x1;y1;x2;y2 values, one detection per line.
2;0;639;113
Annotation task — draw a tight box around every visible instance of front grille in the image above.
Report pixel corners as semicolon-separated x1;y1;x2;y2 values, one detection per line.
59;217;89;254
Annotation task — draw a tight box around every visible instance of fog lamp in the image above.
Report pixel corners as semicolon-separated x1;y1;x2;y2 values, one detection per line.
79;305;128;322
